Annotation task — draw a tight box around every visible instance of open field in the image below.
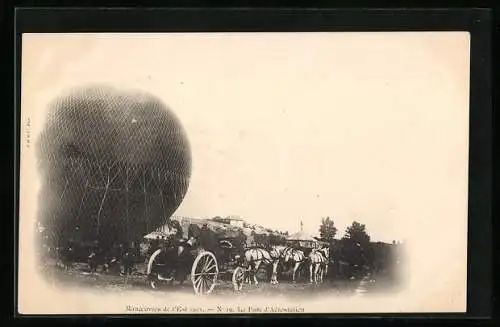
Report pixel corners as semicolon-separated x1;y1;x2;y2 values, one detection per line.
37;260;399;300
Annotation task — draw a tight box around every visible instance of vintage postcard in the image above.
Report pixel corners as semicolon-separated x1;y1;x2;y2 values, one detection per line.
18;32;470;314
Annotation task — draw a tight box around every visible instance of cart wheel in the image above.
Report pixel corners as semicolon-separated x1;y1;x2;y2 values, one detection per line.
191;251;218;295
146;249;162;289
232;266;245;292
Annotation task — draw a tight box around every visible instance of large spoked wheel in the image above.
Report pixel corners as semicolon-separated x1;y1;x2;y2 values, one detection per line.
232;266;246;292
147;249;171;289
191;251;219;295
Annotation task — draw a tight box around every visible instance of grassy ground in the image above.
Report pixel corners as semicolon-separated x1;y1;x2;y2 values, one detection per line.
361;272;402;295
38;260;399;299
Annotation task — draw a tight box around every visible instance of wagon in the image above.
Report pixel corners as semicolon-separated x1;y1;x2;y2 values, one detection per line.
145;234;250;295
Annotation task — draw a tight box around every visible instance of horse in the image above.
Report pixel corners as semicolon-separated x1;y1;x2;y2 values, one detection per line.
269;245;294;284
244;245;292;285
244;247;273;285
283;248;307;283
308;246;329;284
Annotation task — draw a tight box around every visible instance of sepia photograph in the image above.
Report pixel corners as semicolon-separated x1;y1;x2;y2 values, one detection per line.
18;32;470;314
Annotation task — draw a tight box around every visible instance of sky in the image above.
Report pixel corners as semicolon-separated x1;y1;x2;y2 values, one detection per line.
22;32;470;243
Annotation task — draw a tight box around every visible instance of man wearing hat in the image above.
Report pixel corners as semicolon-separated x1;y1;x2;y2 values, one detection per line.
199;223;222;262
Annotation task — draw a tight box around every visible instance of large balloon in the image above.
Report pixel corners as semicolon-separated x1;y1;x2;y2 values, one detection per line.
36;85;192;249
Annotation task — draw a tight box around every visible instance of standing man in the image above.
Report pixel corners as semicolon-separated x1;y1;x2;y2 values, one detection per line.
199;223;222;261
199;223;213;251
121;244;135;276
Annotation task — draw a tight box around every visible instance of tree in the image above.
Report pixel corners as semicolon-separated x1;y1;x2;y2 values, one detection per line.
319;217;337;243
341;221;374;274
343;221;370;244
269;233;285;245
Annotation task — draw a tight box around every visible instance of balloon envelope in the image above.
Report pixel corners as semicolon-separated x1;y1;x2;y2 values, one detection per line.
36;86;192;248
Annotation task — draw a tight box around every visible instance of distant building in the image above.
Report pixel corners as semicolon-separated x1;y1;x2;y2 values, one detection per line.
227;215;245;227
286;231;320;248
210;215;245;228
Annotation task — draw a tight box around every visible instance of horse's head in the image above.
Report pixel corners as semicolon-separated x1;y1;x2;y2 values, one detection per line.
284;249;299;263
319;246;329;259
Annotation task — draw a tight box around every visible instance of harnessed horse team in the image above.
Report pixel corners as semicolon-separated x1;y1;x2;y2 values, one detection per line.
55;219;332;289
243;244;330;285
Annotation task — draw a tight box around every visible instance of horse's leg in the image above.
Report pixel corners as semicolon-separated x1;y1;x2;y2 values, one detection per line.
269;262;274;284
245;266;251;284
276;263;281;284
245;262;253;285
292;262;300;283
275;261;280;284
270;262;274;284
314;264;320;284
245;265;251;284
253;261;260;285
271;261;277;284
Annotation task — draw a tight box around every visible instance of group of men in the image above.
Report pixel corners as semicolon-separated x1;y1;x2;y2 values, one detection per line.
57;240;136;276
150;221;220;255
56;219;226;278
